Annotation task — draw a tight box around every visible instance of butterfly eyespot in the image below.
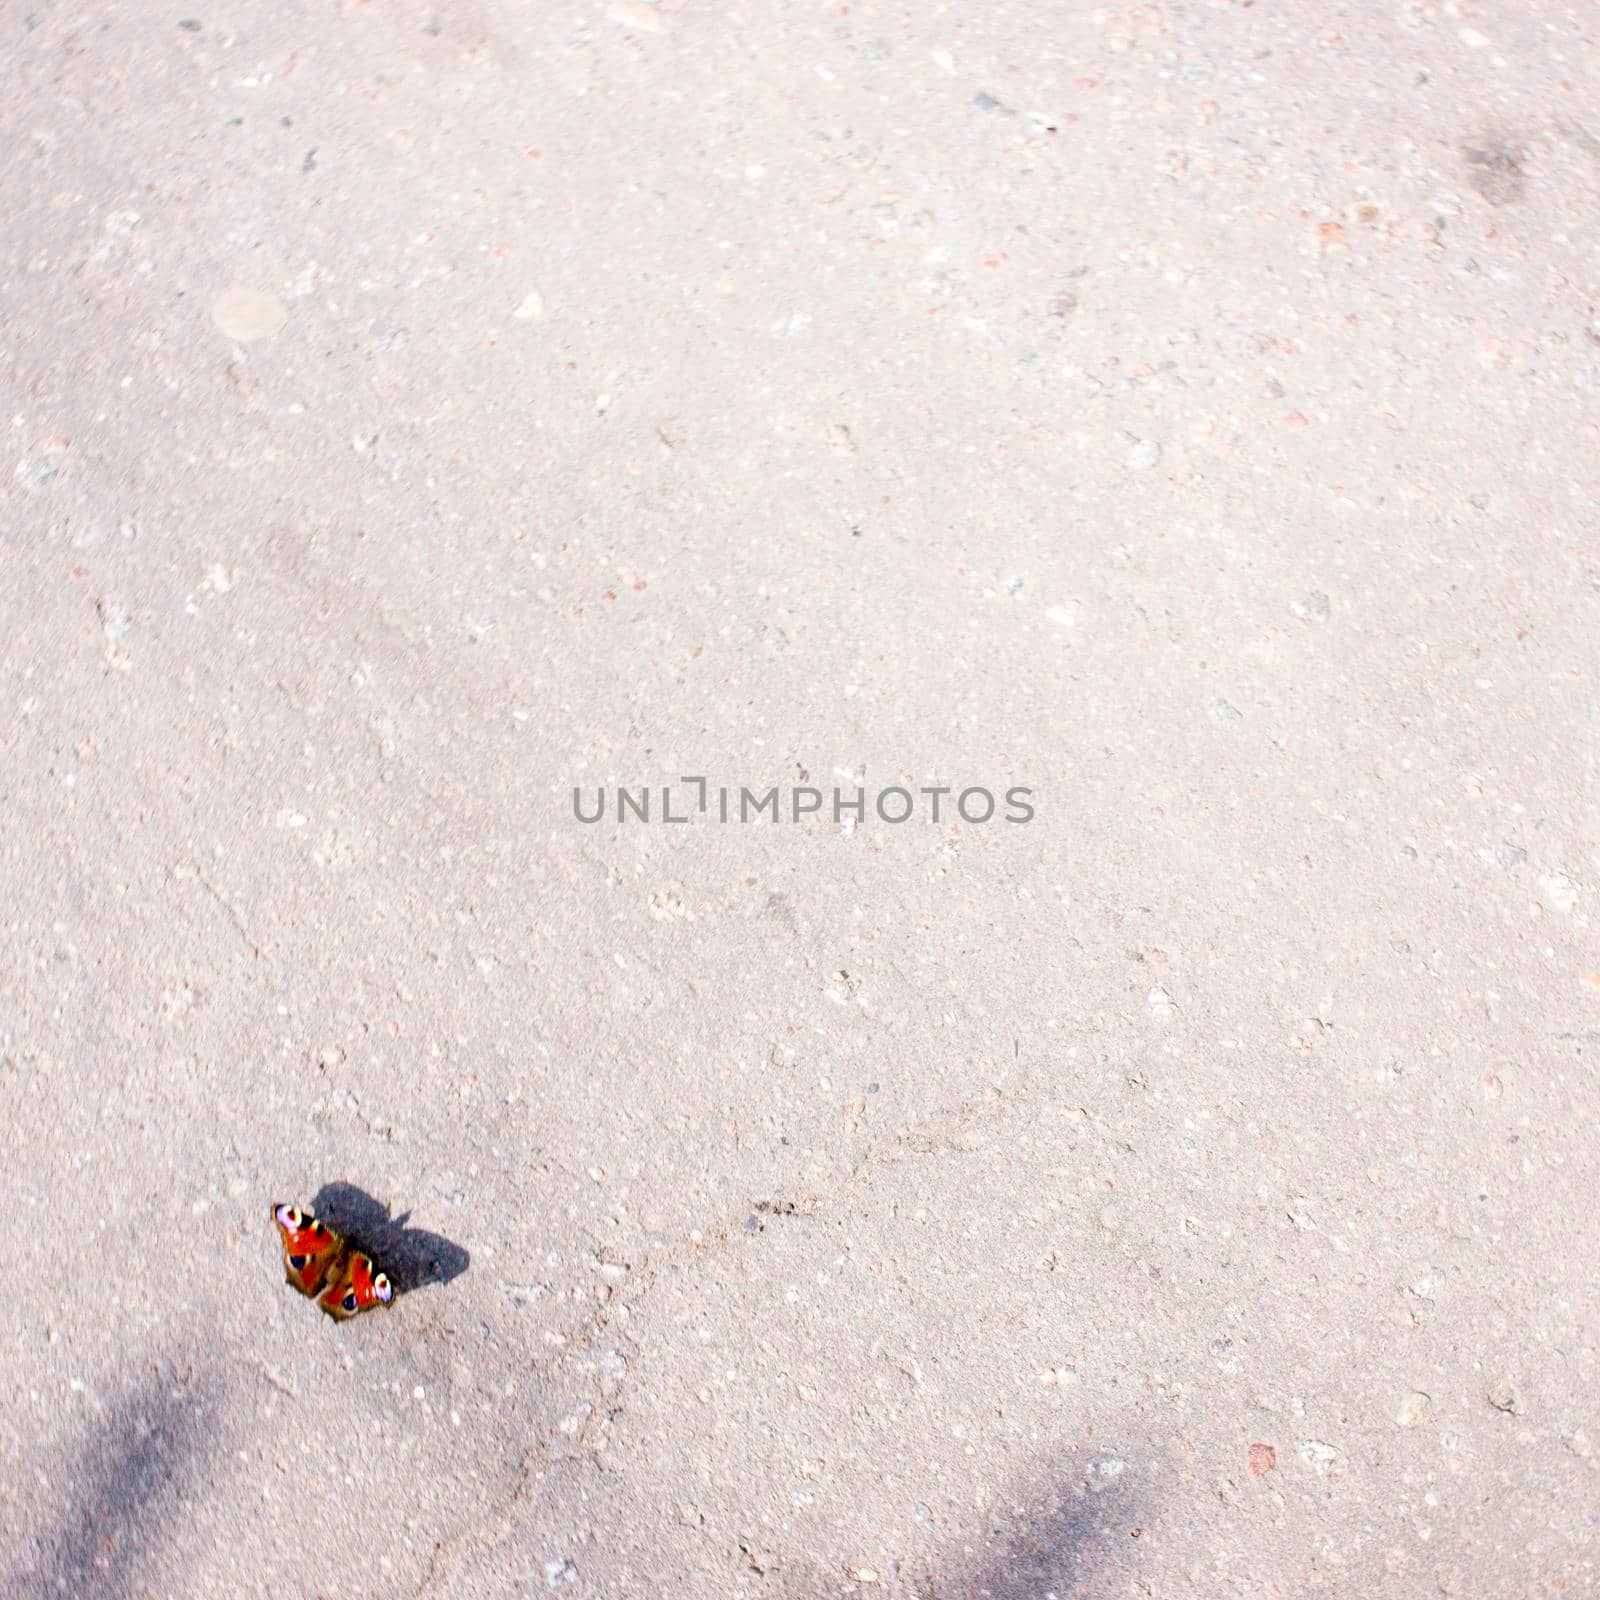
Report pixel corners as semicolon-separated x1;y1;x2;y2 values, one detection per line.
275;1204;302;1229
342;1293;358;1313
289;1254;307;1270
374;1274;393;1302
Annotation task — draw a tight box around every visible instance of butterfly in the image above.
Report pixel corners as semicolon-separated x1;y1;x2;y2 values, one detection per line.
271;1202;394;1321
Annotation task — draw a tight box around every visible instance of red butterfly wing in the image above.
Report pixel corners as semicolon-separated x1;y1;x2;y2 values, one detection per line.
271;1202;345;1298
316;1249;394;1321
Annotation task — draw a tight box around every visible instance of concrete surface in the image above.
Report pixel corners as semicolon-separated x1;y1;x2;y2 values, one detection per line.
3;1;1599;1595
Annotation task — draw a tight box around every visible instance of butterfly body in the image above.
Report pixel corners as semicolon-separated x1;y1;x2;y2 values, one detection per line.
272;1202;394;1320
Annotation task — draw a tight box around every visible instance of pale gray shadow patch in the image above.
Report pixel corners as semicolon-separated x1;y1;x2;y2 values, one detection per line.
7;1367;225;1600
928;1457;1145;1599
743;1457;1149;1599
1463;139;1526;206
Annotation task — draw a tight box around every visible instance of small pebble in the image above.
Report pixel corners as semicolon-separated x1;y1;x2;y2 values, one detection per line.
1537;874;1578;916
1485;1379;1520;1414
609;1;663;30
97;597;131;641
212;286;288;343
1394;1390;1435;1428
1125;437;1162;470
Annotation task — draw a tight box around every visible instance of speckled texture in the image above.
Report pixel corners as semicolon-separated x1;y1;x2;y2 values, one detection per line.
2;2;1598;1596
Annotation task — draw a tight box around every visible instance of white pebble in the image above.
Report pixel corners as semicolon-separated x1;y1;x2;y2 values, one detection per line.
1537;874;1578;916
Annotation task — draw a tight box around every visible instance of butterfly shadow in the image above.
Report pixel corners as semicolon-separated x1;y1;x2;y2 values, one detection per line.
309;1181;470;1299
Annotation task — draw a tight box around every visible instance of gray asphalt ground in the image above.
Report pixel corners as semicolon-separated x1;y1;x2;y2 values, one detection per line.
3;2;1599;1596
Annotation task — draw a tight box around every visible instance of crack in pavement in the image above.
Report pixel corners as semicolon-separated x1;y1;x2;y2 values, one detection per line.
413;1081;1044;1594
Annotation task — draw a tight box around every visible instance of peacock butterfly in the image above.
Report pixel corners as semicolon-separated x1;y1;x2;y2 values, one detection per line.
271;1202;394;1321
